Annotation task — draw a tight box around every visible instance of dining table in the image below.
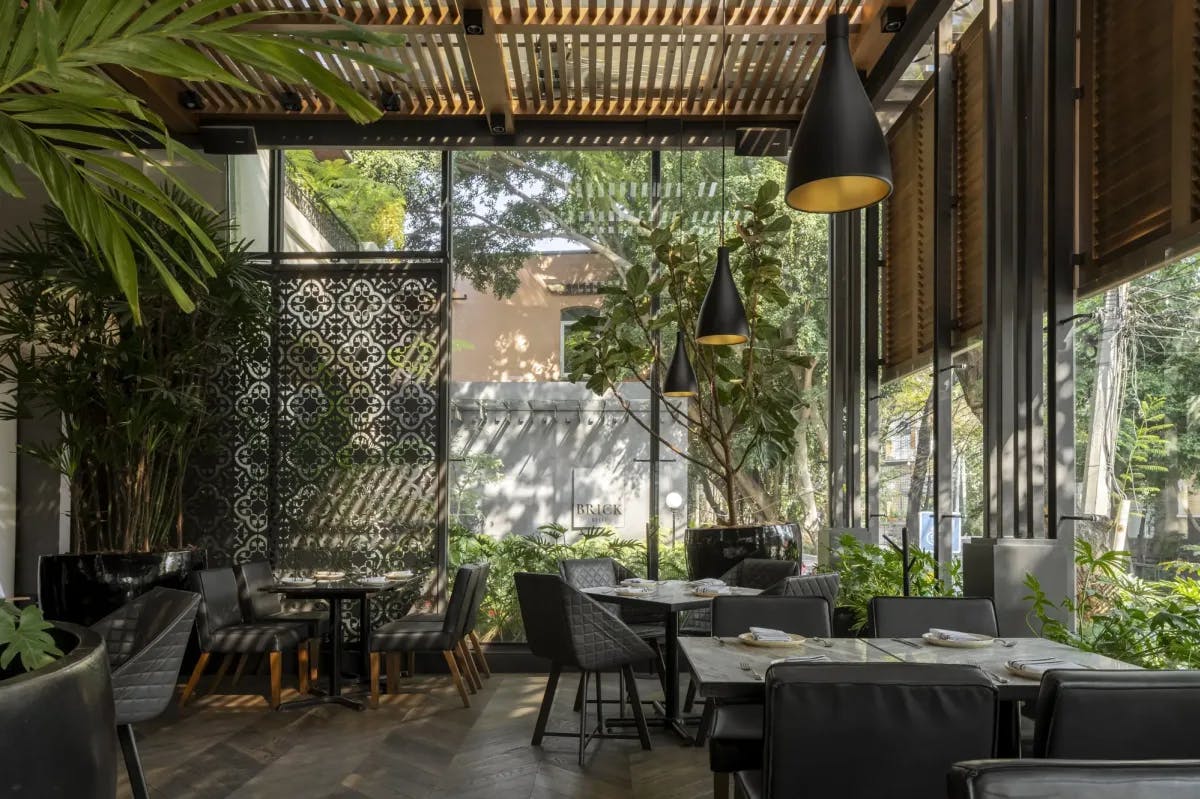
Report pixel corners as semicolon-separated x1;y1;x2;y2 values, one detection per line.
262;577;406;711
582;580;761;739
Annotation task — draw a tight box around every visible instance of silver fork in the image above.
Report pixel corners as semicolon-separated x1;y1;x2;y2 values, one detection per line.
810;636;834;648
712;636;726;646
739;661;763;681
891;637;920;648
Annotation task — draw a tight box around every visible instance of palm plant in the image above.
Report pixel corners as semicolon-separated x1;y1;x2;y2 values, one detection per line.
0;0;402;320
0;191;267;553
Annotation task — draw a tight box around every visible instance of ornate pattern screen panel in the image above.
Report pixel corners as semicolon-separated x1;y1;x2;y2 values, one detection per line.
185;263;447;635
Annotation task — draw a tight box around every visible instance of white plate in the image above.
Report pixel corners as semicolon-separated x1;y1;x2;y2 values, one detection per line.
620;578;657;587
313;571;346;582
921;632;995;649
278;577;315;587
737;632;806;648
690;588;731;598
357;577;390;587
385;570;414;580
614;586;656;597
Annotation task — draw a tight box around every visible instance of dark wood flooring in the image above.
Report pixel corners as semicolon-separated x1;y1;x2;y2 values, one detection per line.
120;671;712;799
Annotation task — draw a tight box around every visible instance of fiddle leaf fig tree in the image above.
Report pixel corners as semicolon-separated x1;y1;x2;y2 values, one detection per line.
566;180;808;526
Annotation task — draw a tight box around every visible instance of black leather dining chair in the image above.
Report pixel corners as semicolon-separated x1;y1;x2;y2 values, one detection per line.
1032;670;1200;759
948;760;1200;799
181;567;311;710
868;596;999;638
780;572;840;605
92;587;199;799
398;562;492;681
234;560;329;684
515;572;653;765
734;662;997;799
681;558;802;636
702;596;833;797
369;564;481;708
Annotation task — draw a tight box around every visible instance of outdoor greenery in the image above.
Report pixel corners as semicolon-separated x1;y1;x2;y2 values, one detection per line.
0;193;266;553
825;534;963;631
0;601;61;675
285;151;408;248
566;181;807;527
1026;539;1200;668
450;523;688;642
0;0;402;318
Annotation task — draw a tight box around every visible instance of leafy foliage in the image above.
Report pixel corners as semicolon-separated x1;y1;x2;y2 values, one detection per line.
824;534;963;632
450;523;688;642
0;192;267;552
0;0;401;318
285;152;407;248
1026;539;1200;668
565;181;806;525
0;602;62;674
1115;395;1173;502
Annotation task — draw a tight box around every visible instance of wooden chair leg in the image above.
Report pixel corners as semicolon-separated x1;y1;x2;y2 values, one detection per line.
298;642;310;695
469;631;491;678
714;772;731;799
179;652;210;709
458;640;482;691
442;649;471;708
531;663;562;745
369;652;381;708
230;653;250;688
269;651;282;710
386;654;401;694
308;638;319;682
208;653;234;696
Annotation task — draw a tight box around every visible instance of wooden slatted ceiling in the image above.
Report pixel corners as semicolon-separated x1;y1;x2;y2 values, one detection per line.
174;0;892;121
953;16;984;343
882;82;934;380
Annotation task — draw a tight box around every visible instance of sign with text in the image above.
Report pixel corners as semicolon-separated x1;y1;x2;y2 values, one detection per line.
571;468;625;528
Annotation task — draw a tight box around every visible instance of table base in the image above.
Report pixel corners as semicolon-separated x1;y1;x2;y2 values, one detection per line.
278;694;367;712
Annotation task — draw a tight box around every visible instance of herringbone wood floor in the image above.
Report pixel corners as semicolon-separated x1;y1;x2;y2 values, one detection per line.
120;672;712;799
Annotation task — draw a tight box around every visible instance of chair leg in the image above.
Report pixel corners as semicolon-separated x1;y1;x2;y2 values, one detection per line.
406;652;415;677
369;652;381;708
386;653;401;694
713;772;730;799
622;664;652;751
695;698;715;747
578;670;590;766
649;638;668;690
683;679;698;713
298;642;310;695
118;724;149;799
532;663;561;745
458;640;482;691
442;649;471;708
573;674;585;712
179;652;209;709
469;630;491;678
269;651;282;710
208;653;234;696
230;653;249;688
455;643;478;694
308;638;320;682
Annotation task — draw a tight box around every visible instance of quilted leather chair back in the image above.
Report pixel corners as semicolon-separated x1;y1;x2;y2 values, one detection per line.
711;596;831;638
191;567;244;650
721;558;801;593
761;662;996;799
1033;670;1200;759
781;572;841;607
515;572;654;671
868;596;999;638
234;560;283;620
463;562;490;635
558;558;618;590
949;760;1200;799
443;564;481;636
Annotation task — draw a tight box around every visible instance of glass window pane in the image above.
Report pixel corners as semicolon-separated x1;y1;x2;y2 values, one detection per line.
227;152;270;251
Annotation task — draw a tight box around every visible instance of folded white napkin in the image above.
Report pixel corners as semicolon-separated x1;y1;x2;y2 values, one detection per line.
688;578;726;586
695;585;731;595
749;627;793;641
1006;658;1085;676
615;585;654;594
930;628;990;642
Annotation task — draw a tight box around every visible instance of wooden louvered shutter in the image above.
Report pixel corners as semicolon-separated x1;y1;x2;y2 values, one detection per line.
954;17;985;343
1080;0;1200;295
882;83;935;380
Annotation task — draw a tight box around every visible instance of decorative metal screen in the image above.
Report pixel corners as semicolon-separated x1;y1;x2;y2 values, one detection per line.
184;264;446;636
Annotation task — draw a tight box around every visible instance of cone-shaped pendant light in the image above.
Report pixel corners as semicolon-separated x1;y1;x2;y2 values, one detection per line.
785;13;893;213
696;245;750;345
662;331;698;397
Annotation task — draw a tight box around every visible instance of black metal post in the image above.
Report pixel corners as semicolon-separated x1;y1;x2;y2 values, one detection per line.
846;210;863;528
438;150;453;610
648;149;663;579
933;22;956;577
865;205;881;541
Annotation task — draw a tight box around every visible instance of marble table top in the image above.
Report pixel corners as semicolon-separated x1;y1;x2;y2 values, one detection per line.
583;581;761;612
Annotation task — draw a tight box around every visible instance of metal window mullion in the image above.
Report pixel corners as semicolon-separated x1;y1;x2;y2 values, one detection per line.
648;149;662;578
933;24;956;571
865;205;881;541
437;149;453;613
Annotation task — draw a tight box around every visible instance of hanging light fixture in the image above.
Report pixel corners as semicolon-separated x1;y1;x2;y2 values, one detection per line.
663;331;698;397
784;10;893;213
696;0;750;346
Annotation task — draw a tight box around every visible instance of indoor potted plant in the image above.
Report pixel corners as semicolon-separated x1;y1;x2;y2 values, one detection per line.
0;600;117;797
0;194;267;624
566;181;808;577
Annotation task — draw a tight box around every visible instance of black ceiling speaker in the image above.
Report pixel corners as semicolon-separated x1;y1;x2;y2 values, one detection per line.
463;8;485;35
178;89;204;111
279;90;303;112
663;331;698;397
488;112;507;135
696;246;750;346
198;125;258;155
381;90;402;112
881;5;907;33
785;13;893;213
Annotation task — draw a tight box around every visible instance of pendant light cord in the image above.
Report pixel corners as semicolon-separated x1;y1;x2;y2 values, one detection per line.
719;0;727;242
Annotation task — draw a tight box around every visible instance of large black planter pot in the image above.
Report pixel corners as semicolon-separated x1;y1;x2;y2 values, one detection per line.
684;522;801;579
0;623;117;798
833;606;862;638
39;549;207;626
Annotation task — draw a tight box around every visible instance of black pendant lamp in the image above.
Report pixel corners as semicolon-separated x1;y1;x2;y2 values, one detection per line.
696;246;749;345
785;12;893;213
662;331;698;397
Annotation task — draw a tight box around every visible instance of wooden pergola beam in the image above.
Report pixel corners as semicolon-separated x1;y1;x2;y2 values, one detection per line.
106;68;197;134
458;0;514;134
